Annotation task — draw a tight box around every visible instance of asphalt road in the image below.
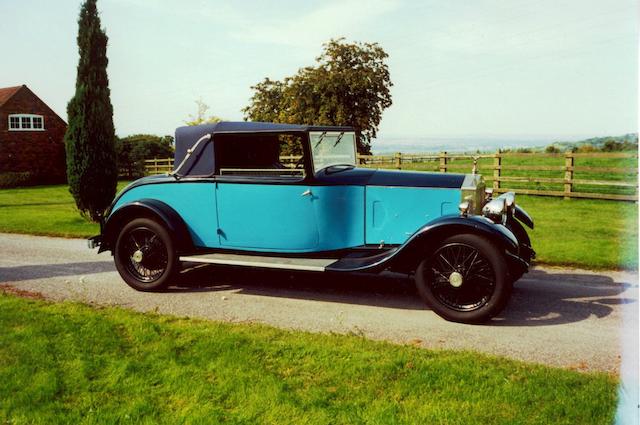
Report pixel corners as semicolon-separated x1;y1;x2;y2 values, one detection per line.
1;232;637;373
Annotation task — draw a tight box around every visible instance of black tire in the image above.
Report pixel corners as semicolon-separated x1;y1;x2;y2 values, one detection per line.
415;234;511;324
506;218;532;282
114;218;177;291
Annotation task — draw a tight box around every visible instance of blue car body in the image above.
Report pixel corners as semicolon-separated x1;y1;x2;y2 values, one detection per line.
111;173;463;253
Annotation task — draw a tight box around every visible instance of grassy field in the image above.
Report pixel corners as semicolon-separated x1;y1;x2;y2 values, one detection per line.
517;195;637;269
0;182;129;238
0;182;636;269
0;292;618;424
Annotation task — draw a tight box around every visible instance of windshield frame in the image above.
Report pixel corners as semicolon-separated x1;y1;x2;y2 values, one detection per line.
308;131;357;173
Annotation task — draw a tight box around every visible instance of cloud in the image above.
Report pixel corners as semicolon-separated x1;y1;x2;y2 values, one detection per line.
424;0;636;56
106;0;399;48
227;0;400;48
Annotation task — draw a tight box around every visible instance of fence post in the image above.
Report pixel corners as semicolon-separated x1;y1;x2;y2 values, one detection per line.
439;151;447;173
395;152;402;170
493;150;501;191
564;152;574;200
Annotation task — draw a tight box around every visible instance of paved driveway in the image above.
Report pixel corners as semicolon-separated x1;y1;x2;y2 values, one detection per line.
1;232;637;373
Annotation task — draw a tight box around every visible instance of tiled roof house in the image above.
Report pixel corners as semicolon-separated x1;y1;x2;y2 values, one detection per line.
0;84;67;184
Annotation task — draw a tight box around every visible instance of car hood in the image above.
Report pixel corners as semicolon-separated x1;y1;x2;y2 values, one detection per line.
314;167;467;189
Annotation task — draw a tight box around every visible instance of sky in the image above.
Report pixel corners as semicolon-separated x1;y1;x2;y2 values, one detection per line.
0;0;638;147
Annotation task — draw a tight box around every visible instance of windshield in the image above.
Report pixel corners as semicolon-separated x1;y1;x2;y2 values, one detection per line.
309;131;357;173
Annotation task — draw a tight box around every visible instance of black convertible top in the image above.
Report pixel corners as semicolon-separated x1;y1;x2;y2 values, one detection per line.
174;121;354;176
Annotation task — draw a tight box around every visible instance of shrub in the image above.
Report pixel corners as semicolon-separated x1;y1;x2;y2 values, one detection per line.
0;172;34;188
575;145;597;153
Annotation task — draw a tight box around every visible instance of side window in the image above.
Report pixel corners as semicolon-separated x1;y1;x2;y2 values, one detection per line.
216;133;305;179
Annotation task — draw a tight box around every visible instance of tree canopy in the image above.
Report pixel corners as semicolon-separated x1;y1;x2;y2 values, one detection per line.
117;134;174;179
64;0;117;222
243;38;393;154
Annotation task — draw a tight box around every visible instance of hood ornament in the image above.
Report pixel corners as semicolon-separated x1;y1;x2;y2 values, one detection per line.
471;156;479;175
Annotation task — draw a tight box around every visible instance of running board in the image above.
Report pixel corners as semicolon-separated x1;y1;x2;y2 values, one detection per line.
179;253;337;272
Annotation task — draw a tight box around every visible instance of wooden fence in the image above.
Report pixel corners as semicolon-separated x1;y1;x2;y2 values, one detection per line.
145;158;174;175
145;151;639;202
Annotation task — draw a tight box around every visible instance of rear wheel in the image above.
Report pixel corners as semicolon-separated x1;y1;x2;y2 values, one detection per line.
415;234;511;324
114;218;177;291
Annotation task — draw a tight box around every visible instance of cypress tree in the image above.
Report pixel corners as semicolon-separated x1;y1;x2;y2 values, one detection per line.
65;0;117;222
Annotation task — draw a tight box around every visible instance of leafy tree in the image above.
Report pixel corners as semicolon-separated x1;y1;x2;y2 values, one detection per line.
117;135;173;178
64;0;117;222
600;139;637;152
243;38;393;154
185;99;223;126
545;145;560;153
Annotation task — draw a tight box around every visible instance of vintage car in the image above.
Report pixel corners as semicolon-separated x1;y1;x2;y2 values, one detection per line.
89;121;535;323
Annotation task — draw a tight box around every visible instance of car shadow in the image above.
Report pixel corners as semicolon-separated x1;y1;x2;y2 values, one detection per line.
0;261;115;283
493;268;636;326
171;263;636;327
173;264;423;310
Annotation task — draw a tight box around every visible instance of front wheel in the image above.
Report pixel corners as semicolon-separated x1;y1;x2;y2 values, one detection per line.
415;234;511;324
114;218;177;291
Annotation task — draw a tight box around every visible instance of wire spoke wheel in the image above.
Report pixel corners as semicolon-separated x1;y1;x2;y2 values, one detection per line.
120;227;168;283
415;234;510;323
114;218;176;291
427;243;495;312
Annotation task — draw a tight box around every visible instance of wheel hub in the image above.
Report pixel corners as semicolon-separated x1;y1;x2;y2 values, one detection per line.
132;250;143;263
449;271;463;287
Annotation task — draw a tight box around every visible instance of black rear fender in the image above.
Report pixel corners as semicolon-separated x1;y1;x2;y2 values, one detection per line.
99;199;194;254
388;215;519;274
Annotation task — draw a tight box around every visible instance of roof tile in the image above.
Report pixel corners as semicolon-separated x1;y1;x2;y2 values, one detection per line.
0;85;23;107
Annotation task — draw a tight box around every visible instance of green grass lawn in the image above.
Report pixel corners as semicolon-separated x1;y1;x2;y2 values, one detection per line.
0;182;128;238
0;182;636;269
515;195;637;269
0;292;618;424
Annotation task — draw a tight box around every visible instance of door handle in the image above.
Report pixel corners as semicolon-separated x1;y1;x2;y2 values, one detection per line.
301;189;312;197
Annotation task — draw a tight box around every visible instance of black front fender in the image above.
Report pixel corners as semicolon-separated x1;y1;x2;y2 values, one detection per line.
328;215;521;274
387;215;519;273
514;205;534;229
99;199;194;254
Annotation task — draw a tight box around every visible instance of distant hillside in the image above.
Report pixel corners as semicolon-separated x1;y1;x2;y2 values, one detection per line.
548;133;638;152
371;134;638;154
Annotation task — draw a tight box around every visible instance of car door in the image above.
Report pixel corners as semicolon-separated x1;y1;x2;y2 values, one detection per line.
213;132;319;252
216;182;319;251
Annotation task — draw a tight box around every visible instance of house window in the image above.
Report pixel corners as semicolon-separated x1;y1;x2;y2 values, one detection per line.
32;116;43;129
8;114;45;131
9;116;20;129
